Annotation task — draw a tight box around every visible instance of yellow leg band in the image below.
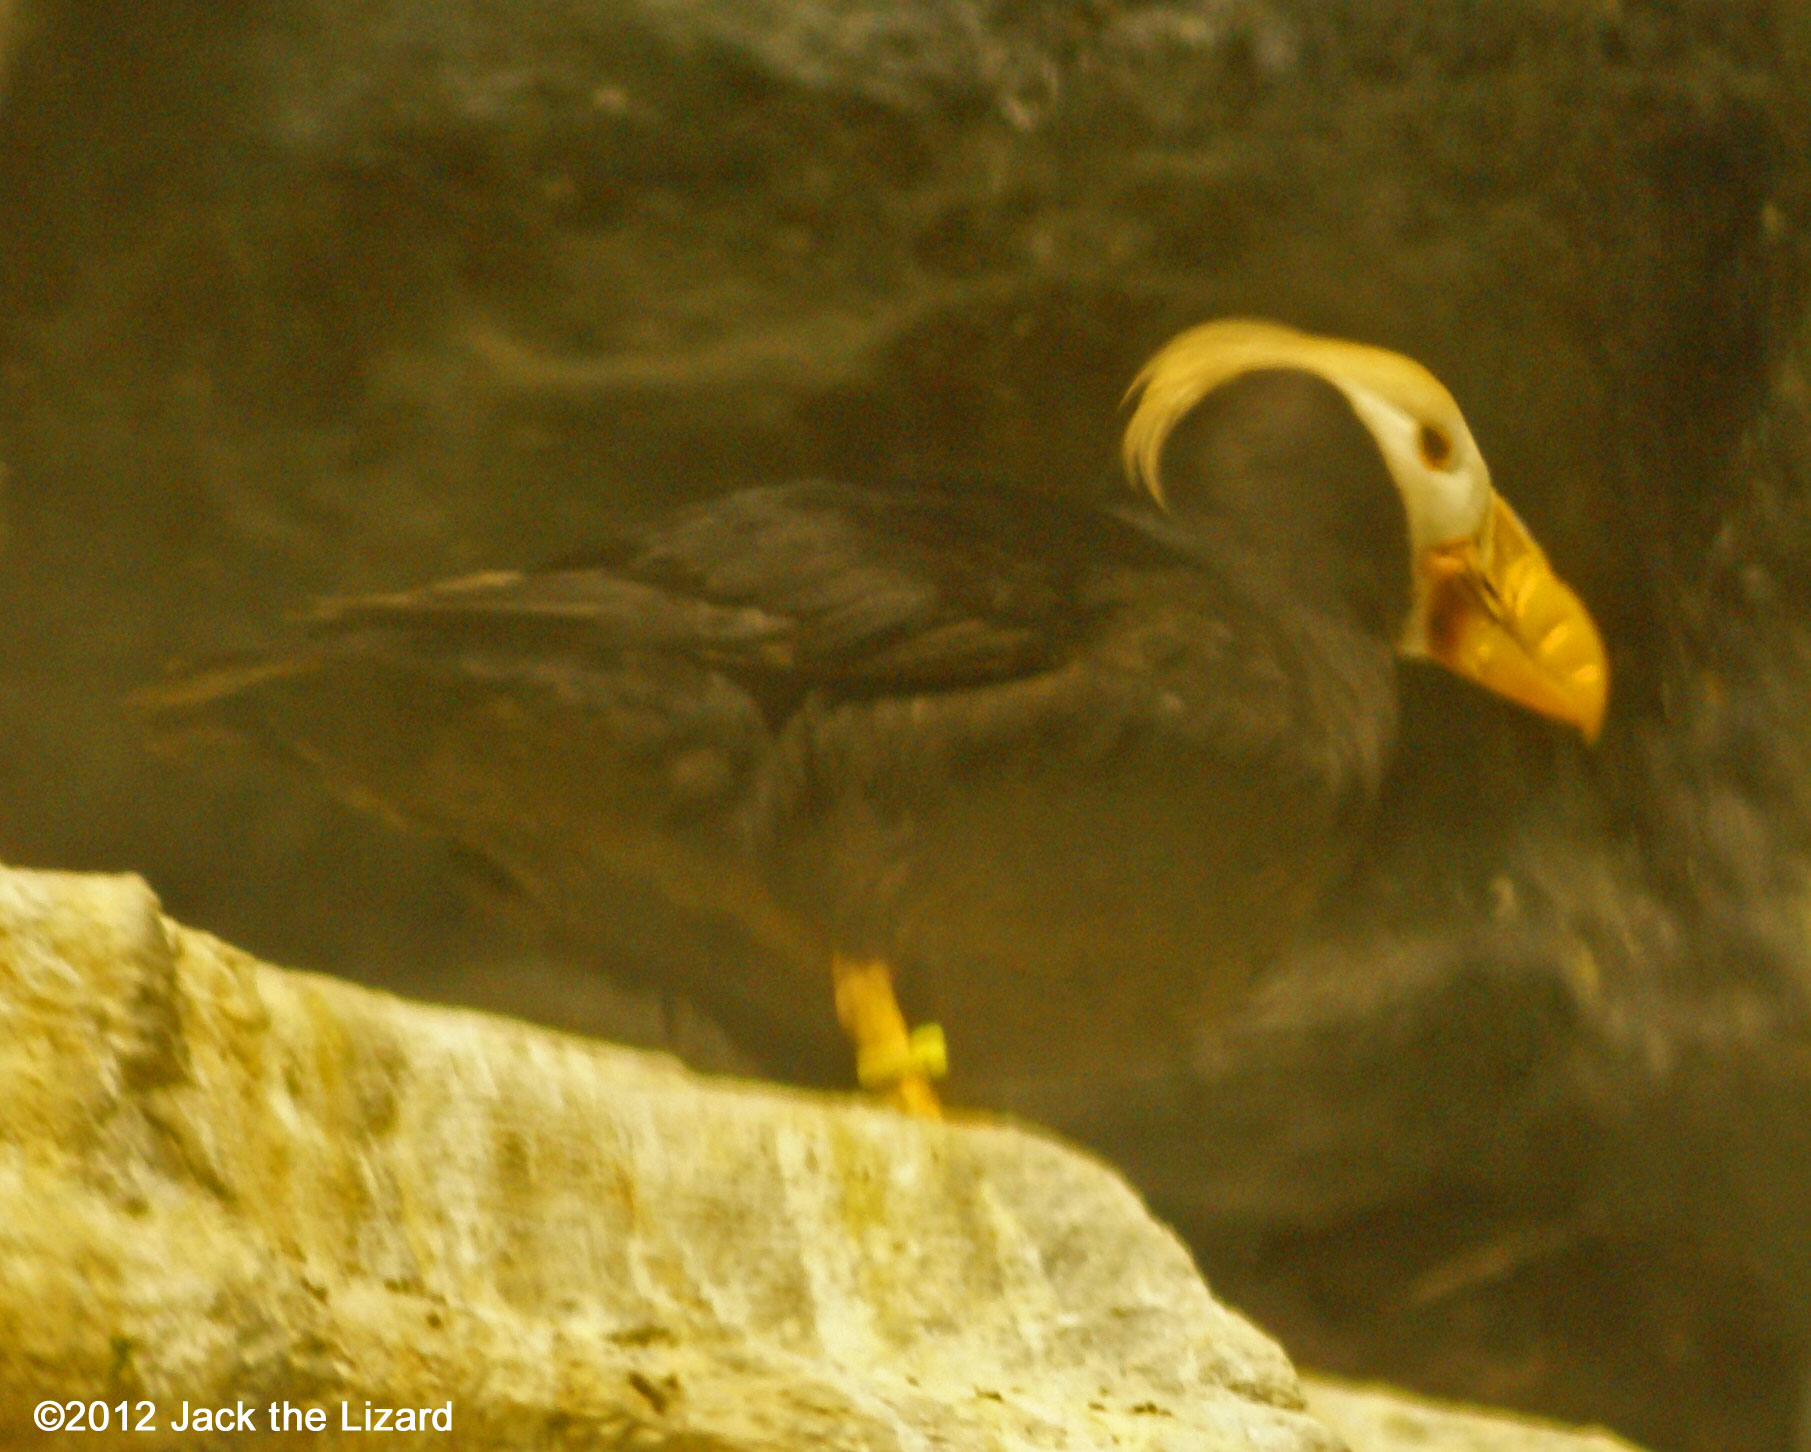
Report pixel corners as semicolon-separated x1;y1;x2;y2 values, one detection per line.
832;955;950;1111
855;1022;948;1091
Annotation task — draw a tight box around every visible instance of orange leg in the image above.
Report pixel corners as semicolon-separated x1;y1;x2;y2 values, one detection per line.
831;954;946;1119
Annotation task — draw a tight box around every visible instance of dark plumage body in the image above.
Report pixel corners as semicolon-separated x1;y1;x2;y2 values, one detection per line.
150;370;1414;1095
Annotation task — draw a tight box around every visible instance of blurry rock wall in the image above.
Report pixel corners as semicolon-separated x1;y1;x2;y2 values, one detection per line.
2;3;1810;1451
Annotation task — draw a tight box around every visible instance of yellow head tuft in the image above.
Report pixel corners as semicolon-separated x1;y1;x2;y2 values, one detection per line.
1122;319;1466;510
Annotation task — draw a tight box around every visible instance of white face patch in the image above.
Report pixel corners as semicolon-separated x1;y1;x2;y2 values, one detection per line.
1333;381;1491;555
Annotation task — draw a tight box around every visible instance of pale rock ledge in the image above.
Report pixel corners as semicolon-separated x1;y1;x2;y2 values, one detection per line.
0;865;1641;1451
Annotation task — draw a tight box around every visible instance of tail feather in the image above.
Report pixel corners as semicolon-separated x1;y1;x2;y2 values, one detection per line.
130;653;322;713
128;653;324;754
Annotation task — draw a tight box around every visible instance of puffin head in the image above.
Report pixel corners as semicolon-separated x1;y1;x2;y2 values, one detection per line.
1123;318;1608;743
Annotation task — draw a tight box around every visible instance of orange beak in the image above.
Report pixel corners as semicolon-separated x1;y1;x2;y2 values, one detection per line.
1416;494;1608;743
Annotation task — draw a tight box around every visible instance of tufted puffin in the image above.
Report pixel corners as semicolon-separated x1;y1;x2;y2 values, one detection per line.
144;320;1607;1116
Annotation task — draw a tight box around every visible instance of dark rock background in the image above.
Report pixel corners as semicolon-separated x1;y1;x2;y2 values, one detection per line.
3;2;1811;1449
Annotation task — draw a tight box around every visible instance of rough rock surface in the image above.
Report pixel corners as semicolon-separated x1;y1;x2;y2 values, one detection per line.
0;861;1643;1452
1304;1380;1642;1452
0;861;1320;1450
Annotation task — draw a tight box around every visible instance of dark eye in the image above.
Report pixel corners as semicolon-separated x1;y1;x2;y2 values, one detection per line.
1418;422;1454;469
